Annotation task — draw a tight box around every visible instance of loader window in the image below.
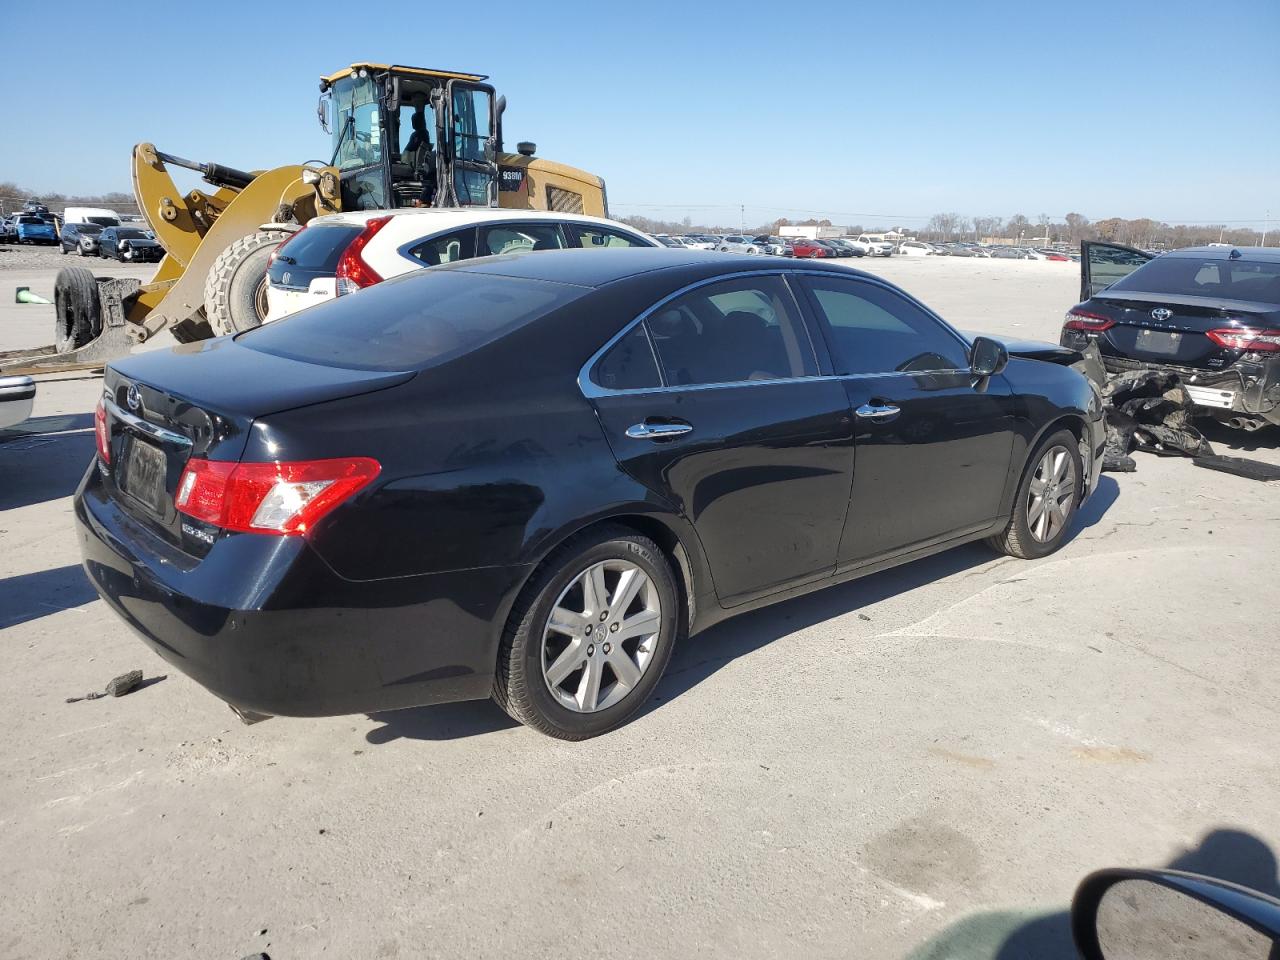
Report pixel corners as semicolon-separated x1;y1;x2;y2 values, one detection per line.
330;77;383;171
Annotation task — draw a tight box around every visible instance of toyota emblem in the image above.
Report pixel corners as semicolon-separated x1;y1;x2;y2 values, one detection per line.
1150;307;1173;322
126;384;142;412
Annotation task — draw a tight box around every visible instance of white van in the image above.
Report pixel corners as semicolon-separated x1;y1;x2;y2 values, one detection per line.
62;207;121;228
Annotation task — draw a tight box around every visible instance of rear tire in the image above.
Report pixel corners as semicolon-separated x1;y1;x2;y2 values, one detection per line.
203;230;283;337
53;267;101;353
493;525;679;740
987;429;1082;560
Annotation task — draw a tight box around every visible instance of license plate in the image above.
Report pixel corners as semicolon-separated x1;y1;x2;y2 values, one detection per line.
1136;329;1182;355
122;439;168;516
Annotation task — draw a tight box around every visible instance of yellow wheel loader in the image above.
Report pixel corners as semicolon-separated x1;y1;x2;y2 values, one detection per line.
1;63;607;376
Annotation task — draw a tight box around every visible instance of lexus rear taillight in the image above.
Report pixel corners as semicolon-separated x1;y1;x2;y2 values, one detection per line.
1064;308;1115;332
175;457;380;536
94;396;110;464
1205;327;1280;353
334;216;391;296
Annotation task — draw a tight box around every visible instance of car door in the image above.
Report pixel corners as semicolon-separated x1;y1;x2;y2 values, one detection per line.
585;273;855;606
795;274;1016;569
100;228;116;258
1080;241;1153;301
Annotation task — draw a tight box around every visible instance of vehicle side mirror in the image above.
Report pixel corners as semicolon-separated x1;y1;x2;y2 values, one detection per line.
969;336;1008;377
317;94;331;134
1072;868;1280;960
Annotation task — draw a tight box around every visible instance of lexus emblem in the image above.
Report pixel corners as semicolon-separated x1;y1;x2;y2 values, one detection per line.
1150;307;1173;322
126;384;142;412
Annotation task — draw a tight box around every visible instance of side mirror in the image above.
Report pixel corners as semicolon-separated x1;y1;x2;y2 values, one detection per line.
317;94;331;134
970;336;1008;377
1072;868;1280;960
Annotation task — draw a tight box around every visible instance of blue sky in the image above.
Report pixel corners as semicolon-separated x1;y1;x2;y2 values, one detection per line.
5;0;1277;228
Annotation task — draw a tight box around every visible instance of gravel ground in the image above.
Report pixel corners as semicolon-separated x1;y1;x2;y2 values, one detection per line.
1;252;1278;960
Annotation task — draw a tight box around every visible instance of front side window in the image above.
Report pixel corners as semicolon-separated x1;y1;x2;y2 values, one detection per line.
801;277;968;375
480;223;566;256
570;226;650;249
644;276;817;386
409;229;477;266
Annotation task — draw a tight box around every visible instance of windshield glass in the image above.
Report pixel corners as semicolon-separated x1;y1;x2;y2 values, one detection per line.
75;223;104;235
1109;256;1280;305
330;76;383;170
117;229;148;240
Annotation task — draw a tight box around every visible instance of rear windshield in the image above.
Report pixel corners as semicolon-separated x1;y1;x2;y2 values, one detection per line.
1109;256;1280;305
239;269;588;372
276;224;363;271
18;216;43;224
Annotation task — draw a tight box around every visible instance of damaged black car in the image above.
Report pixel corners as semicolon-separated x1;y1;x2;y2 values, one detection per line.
1062;243;1280;433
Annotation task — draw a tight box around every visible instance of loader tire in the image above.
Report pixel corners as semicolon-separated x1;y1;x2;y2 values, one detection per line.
54;267;101;353
204;231;283;337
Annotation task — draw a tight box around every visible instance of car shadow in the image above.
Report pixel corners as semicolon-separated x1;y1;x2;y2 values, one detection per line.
905;827;1278;960
362;484;1122;743
364;699;519;744
0;564;98;629
0;413;94;510
1198;419;1279;454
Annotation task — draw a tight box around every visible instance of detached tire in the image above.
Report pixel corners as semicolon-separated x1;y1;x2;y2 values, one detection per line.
494;525;680;740
987;428;1083;560
203;231;283;337
53;267;101;353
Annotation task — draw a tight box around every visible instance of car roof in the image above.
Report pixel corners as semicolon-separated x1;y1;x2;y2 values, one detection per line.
438;247;868;288
1160;245;1280;262
310;207;647;232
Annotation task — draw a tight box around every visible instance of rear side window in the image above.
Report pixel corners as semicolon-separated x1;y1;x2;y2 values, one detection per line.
239;270;586;372
277;224;363;271
593;324;661;391
409;229;476;266
801;277;968;375
480;223;566;256
645;276;817;386
569;225;651;249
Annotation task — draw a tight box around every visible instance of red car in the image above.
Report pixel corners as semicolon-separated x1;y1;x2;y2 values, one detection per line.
789;239;828;258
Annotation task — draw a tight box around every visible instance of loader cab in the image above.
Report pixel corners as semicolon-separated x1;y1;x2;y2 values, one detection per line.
319;64;499;213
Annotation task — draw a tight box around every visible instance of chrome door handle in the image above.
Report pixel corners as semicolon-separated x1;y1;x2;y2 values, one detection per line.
625;421;693;440
855;402;901;421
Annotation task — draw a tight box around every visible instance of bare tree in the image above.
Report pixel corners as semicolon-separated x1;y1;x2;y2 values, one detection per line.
927;212;965;241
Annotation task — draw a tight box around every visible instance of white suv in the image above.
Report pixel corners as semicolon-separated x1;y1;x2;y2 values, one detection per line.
851;235;895;257
716;235;761;255
264;209;658;322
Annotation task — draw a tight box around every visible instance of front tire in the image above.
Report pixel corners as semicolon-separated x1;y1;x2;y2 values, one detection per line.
203;230;282;336
494;525;679;740
987;429;1082;559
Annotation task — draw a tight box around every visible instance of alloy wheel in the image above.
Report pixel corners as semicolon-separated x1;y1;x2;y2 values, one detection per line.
541;559;661;713
1027;445;1076;543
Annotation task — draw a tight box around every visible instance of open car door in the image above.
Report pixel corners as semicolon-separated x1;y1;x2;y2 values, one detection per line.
1081;241;1154;301
441;79;499;207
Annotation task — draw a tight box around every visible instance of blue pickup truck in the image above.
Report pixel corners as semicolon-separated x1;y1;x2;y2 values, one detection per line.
14;215;58;245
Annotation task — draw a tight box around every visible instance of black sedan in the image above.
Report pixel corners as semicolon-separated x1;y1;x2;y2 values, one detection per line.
76;249;1104;739
1063;243;1280;431
98;226;164;263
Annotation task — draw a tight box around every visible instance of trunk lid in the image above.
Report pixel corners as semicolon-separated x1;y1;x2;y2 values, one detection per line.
1092;293;1273;370
101;338;412;553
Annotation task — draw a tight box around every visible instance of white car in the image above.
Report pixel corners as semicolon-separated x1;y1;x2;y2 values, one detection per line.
851;235;895;257
679;235;718;250
716;235;760;255
0;375;35;430
897;240;936;256
264;208;658;322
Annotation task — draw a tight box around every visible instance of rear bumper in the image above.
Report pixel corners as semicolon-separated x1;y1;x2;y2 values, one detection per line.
1061;333;1280;426
74;463;527;717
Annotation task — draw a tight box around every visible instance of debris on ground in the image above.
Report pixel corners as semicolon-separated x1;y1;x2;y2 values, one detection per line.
1102;369;1213;471
1193;455;1280;482
65;669;156;703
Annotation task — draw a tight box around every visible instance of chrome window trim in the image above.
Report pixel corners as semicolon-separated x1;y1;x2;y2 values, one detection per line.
577;268;974;398
104;397;192;447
